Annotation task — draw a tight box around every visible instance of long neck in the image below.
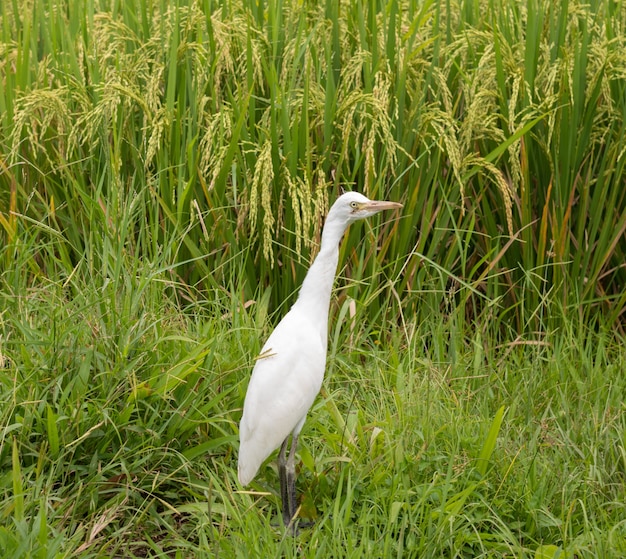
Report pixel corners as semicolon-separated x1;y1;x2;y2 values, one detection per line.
292;215;348;332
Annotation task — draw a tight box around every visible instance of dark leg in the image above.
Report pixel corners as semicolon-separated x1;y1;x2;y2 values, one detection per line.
278;437;291;527
285;432;299;526
278;434;299;530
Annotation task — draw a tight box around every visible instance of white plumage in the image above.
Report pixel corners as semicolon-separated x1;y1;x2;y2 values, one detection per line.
238;191;402;527
238;310;325;486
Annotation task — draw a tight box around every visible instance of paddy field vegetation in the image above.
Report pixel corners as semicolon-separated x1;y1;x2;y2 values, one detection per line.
1;0;625;556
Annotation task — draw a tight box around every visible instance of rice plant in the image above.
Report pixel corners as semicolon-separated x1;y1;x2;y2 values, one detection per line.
1;0;626;556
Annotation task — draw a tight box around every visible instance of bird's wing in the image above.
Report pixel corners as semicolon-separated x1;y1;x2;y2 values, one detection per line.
238;310;326;486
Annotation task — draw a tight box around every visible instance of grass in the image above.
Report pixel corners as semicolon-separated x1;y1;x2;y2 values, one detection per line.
1;0;626;556
2;0;625;328
1;265;625;557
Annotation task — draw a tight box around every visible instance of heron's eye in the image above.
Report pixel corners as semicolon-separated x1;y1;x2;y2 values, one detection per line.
350;201;359;209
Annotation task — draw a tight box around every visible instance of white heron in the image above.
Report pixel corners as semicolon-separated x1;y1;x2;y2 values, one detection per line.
238;191;403;528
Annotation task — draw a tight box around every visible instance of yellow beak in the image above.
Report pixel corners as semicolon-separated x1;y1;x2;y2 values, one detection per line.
363;200;403;212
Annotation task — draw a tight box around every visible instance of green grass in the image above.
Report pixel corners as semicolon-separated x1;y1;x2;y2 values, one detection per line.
1;266;625;557
1;0;626;556
2;0;626;329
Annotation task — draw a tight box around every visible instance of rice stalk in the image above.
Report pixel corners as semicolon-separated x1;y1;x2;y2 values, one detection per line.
9;88;72;165
249;139;275;267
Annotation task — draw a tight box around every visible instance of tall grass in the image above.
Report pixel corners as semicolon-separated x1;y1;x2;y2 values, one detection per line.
1;0;625;333
1;258;625;556
1;0;626;557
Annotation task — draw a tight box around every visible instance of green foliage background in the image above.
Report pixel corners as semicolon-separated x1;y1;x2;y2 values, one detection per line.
2;0;625;332
1;0;625;557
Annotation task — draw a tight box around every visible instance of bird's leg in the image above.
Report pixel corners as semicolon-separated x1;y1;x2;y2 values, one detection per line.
285;432;299;526
278;437;291;527
278;434;300;530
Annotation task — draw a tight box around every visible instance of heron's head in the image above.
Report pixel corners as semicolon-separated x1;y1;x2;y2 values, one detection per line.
332;192;403;223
